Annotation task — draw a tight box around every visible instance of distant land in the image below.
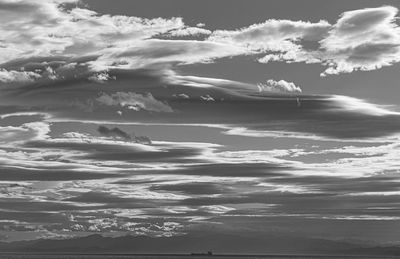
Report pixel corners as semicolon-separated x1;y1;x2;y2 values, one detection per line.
1;233;400;257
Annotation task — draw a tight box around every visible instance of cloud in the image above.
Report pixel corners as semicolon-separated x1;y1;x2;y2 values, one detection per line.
172;93;190;99
88;72;115;83
97;126;132;141
327;95;400;116
0;0;185;63
209;19;331;52
319;6;400;75
334;6;398;34
165;71;256;92
200;94;215;101
97;125;152;144
166;27;212;37
2;2;400;246
2;112;400;245
0;0;246;80
96;92;173;113
0;69;41;83
254;6;400;76
0;1;398;91
150;182;228;195
0;167;120;181
205;6;400;76
91;39;249;70
257;79;302;94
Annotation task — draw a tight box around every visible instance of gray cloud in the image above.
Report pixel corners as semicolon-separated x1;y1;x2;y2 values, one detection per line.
96;92;173;113
97;125;152;144
150;182;229;195
0;167;120;181
97;126;132;141
0;69;41;83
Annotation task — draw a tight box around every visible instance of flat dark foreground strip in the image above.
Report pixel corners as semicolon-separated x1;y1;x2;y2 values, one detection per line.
0;254;399;259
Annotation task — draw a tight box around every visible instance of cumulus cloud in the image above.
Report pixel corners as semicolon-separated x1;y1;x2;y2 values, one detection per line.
257;79;302;94
0;69;41;83
96;92;173;113
88;72;115;83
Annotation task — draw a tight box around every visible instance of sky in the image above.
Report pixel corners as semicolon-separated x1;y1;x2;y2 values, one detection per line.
1;0;400;254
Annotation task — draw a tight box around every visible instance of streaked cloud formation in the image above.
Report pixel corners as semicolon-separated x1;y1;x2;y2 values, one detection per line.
0;0;399;85
1;0;400;254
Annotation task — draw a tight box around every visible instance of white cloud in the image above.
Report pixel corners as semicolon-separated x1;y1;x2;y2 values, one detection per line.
319;6;400;75
90;39;249;71
164;70;260;95
328;95;400;116
0;0;185;63
0;1;398;87
200;94;215;101
199;205;235;214
322;6;399;50
255;6;400;76
167;27;211;37
211;6;400;76
209;19;331;52
173;93;190;99
0;0;247;81
88;71;115;83
23;121;51;140
0;69;41;83
257;79;302;94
